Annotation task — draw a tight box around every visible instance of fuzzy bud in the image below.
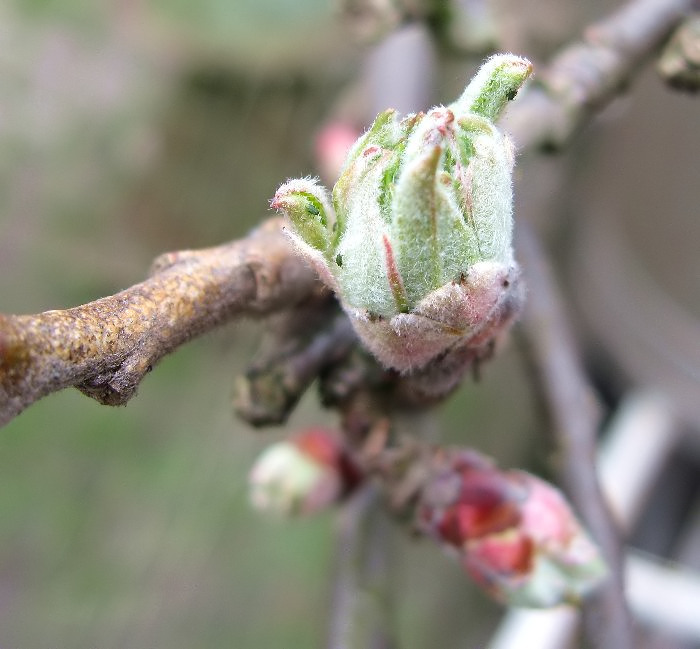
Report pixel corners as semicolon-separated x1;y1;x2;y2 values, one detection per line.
418;450;607;607
249;429;360;516
273;54;532;372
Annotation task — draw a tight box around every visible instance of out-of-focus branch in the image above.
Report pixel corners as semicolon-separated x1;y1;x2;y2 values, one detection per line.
657;12;700;92
0;218;317;426
503;0;692;150
516;222;632;649
498;1;691;646
326;486;396;649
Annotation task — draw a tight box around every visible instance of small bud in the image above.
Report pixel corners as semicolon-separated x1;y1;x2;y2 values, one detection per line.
315;122;363;185
249;429;360;516
418;451;607;607
274;54;532;372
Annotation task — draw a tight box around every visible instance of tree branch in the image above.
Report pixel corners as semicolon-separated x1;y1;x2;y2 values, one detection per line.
517;222;632;649
501;1;691;645
1;0;690;438
233;294;357;427
326;486;397;649
504;0;692;150
0;218;317;426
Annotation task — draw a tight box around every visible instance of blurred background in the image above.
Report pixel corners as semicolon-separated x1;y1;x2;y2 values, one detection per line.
0;0;698;647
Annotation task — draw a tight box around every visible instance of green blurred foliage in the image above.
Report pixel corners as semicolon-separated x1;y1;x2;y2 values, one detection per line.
0;336;335;648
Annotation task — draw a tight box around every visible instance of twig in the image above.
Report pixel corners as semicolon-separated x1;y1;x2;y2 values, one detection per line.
233;295;357;426
503;0;692;150
490;390;680;649
500;0;691;646
516;222;632;649
0;218;317;425
326;486;396;649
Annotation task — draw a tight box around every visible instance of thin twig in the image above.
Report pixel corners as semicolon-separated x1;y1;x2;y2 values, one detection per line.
326;486;397;649
516;221;632;649
233;296;357;426
500;1;691;646
0;218;317;425
504;0;692;150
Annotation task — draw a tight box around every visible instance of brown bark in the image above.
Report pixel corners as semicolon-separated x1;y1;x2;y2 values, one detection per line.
0;218;317;425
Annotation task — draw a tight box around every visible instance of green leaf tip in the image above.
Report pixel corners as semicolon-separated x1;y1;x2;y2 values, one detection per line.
454;54;533;122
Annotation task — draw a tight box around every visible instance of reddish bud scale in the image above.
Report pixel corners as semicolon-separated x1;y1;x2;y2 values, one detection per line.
465;532;535;580
292;428;363;498
417;449;607;607
382;235;409;313
437;498;520;547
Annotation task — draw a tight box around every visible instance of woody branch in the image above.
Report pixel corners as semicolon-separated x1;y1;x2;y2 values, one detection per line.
0;218;317;426
0;0;692;430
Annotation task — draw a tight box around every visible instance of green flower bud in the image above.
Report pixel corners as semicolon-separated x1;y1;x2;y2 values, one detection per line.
273;54;532;372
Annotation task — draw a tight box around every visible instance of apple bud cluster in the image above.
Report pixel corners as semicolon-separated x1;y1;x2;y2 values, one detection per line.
418;450;607;607
273;55;532;372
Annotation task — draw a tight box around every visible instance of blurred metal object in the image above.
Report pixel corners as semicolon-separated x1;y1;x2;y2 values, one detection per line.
657;13;700;92
489;606;578;649
597;392;680;533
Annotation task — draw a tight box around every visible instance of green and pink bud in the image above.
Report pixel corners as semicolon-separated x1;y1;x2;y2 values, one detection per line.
273;55;532;372
418;450;607;607
249;428;361;517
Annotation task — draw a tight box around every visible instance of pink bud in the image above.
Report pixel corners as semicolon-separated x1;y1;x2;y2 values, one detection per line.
418;451;607;607
463;531;534;582
315;122;362;184
249;428;361;517
293;428;363;496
